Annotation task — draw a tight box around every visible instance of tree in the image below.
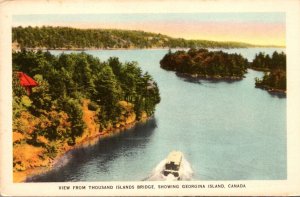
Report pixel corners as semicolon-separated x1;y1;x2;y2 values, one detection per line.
29;75;53;114
160;48;248;79
252;51;286;91
93;66;123;123
12;26;255;50
13;50;161;148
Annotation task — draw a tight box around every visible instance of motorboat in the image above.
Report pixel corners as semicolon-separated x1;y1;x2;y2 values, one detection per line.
162;151;183;180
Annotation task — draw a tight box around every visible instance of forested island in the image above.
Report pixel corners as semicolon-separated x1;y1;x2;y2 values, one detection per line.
251;51;286;93
12;26;261;50
160;48;286;93
12;50;160;182
160;48;249;80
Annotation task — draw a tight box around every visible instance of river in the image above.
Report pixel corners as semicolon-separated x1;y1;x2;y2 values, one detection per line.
30;48;286;181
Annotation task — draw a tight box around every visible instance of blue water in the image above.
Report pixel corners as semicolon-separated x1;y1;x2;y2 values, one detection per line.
31;48;286;181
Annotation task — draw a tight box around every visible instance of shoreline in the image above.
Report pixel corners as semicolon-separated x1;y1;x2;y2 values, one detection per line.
175;72;244;81
255;84;286;95
15;116;151;183
13;45;286;53
249;67;270;72
176;70;286;95
249;68;286;95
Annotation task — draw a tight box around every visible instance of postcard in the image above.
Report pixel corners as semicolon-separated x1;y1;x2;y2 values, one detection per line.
1;0;300;196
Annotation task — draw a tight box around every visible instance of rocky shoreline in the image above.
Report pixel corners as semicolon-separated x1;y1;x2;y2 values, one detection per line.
249;68;286;95
15;116;149;183
255;84;286;95
13;99;150;183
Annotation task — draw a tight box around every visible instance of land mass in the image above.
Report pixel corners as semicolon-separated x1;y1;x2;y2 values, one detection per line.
160;48;249;80
12;26;284;50
13;50;160;182
250;51;286;94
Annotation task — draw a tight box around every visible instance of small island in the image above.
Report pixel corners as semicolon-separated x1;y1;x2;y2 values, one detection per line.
12;50;160;182
251;51;286;93
160;48;249;80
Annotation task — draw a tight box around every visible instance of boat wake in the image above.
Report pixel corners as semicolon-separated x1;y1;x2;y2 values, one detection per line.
144;156;194;181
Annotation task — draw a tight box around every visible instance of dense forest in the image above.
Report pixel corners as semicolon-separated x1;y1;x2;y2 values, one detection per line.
12;50;160;180
251;51;286;91
160;48;249;80
12;26;257;50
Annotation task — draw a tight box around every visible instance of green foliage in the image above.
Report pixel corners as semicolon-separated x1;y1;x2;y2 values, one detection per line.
58;97;84;138
252;51;286;91
160;48;248;79
91;65;122;125
12;72;27;97
255;70;286;91
12;26;257;49
12;72;31;124
251;51;286;70
87;101;99;111
21;96;32;107
13;49;160;146
30;74;53;113
45;143;58;158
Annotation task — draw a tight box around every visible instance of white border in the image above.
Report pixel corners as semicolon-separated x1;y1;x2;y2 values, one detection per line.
1;0;300;196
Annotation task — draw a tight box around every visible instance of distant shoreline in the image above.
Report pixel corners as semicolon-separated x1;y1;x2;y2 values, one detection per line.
16;45;286;52
12;26;286;50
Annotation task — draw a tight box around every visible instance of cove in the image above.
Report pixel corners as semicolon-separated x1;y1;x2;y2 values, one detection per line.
29;48;286;181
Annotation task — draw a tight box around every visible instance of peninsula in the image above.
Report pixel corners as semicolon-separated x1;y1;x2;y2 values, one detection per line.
12;50;160;182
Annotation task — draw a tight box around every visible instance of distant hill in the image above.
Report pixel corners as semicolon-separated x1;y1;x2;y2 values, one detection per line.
12;26;269;50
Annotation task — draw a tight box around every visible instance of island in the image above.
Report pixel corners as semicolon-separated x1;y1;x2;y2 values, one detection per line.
251;51;286;94
12;50;160;182
160;48;249;80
